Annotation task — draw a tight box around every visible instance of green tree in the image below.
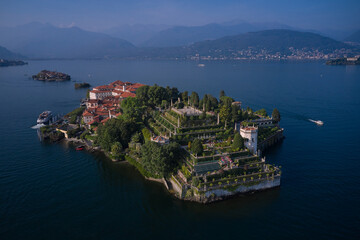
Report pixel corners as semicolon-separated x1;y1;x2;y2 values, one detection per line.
136;85;150;104
111;142;123;159
219;90;225;99
231;104;241;122
161;100;168;109
131;132;143;143
220;96;234;108
191;138;203;156
255;108;268;117
141;128;151;142
272;108;281;122
192;177;199;187
181;91;188;103
190;92;199;107
167;86;179;102
232;132;244;151
219;105;231;125
121;97;145;122
207;94;219;111
96;118;138;151
141;141;181;177
148;85;169;107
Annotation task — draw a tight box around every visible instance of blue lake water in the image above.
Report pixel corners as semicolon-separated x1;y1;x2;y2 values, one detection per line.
0;60;359;239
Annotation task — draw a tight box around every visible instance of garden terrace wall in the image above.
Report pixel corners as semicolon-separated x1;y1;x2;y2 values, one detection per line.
201;175;280;198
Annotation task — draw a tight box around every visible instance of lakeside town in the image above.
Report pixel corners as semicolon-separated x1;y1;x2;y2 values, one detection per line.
39;80;284;203
189;48;356;61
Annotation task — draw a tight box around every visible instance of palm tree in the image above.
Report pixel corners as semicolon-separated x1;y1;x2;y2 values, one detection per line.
243;178;246;183
235;179;238;183
227;180;230;185
266;173;269;179
218;181;222;186
258;174;262;180
251;177;254;181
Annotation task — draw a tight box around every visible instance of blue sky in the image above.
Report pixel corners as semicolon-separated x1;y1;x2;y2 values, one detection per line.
1;0;359;31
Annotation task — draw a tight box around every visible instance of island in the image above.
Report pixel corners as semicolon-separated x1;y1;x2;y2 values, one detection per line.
75;82;91;89
32;70;71;81
40;80;284;203
0;59;27;67
326;56;360;65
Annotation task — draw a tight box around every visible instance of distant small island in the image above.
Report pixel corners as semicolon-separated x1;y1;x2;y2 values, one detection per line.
326;57;360;65
0;59;27;67
32;70;71;81
75;82;91;89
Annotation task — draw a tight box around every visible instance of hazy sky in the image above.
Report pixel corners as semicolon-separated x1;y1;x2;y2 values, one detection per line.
1;0;359;31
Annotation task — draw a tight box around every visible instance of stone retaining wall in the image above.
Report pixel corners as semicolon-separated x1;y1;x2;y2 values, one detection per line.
203;176;280;198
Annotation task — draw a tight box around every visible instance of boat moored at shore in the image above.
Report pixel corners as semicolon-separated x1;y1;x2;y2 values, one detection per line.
37;111;53;124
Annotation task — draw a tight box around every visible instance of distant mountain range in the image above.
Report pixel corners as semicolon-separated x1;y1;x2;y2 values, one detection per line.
140;22;295;47
123;29;356;60
188;29;352;55
0;45;24;60
102;24;171;46
345;30;360;43
0;22;135;59
0;23;357;60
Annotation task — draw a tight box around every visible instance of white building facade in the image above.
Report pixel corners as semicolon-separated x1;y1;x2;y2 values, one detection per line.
240;126;258;155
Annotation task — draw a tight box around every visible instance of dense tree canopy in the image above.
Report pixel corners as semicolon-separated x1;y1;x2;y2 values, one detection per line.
231;104;242;122
220;96;234;108
141;142;181;177
111;142;123;159
136;85;150;104
166;86;179;103
199;94;218;112
121;97;145;122
255;108;268;117
96;118;138;151
191;138;203;156
135;84;179;108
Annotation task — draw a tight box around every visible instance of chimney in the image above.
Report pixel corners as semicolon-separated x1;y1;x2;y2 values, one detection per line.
123;85;125;92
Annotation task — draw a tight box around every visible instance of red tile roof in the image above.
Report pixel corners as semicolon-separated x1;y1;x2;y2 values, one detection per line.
121;92;136;98
82;110;94;117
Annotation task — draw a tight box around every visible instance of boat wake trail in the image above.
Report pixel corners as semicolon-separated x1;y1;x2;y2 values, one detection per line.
31;124;45;129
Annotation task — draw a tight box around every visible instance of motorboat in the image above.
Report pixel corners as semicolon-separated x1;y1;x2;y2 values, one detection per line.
309;119;324;126
37;111;52;124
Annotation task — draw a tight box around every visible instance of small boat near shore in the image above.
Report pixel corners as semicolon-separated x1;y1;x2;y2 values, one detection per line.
76;145;85;151
309;119;324;126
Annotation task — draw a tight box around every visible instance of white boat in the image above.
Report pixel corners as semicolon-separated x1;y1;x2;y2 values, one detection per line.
37;111;52;124
309;119;324;126
198;64;205;67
